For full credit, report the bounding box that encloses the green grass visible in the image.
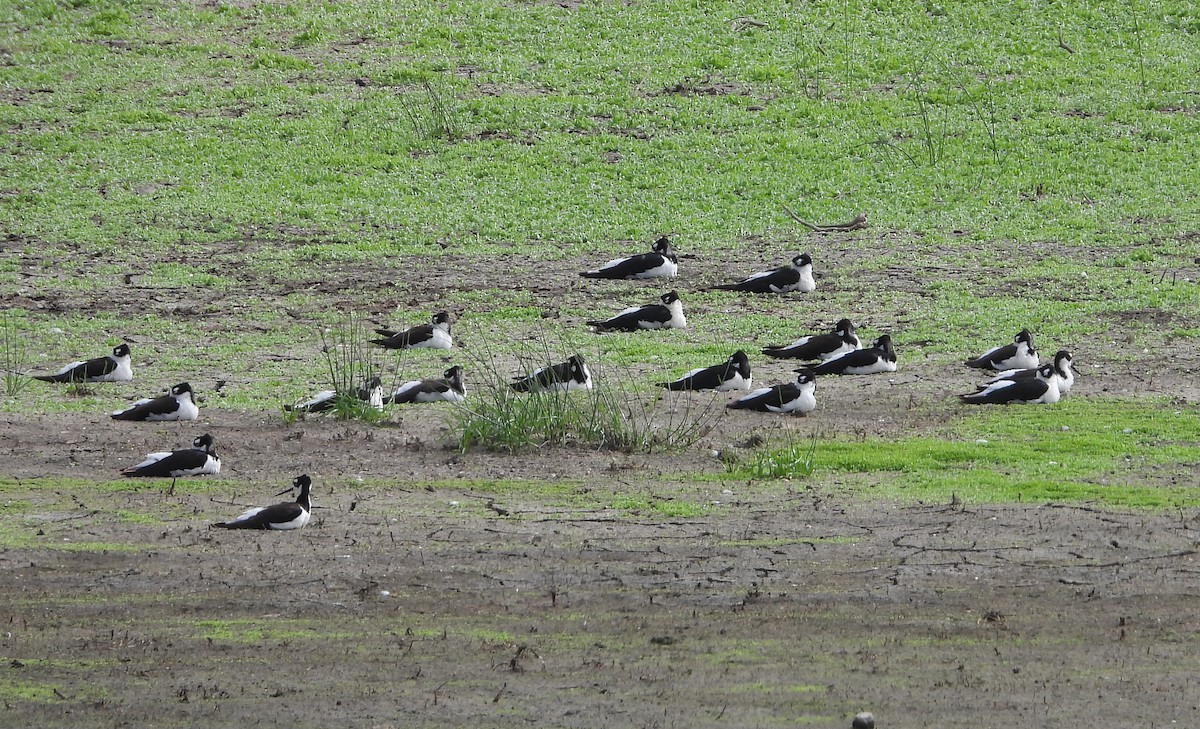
[797,400,1200,507]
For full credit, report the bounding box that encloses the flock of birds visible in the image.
[26,235,1076,530]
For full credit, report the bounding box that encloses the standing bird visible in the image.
[964,329,1038,371]
[387,365,466,404]
[285,377,384,413]
[985,350,1075,394]
[726,370,817,415]
[587,291,686,332]
[111,382,199,421]
[33,343,133,383]
[960,364,1061,405]
[511,355,593,393]
[811,335,897,375]
[121,433,221,479]
[580,236,678,280]
[213,474,313,531]
[713,254,815,294]
[762,318,860,361]
[371,312,453,350]
[660,350,752,392]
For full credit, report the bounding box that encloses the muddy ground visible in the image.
[3,234,1200,728]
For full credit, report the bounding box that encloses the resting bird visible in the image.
[726,370,817,415]
[111,382,199,421]
[372,312,452,350]
[985,350,1075,394]
[121,433,221,479]
[387,366,466,404]
[580,236,678,279]
[964,329,1037,371]
[285,377,384,413]
[33,343,132,383]
[762,319,860,361]
[960,364,1061,405]
[659,350,752,392]
[713,254,815,294]
[811,335,897,375]
[587,291,686,332]
[511,355,593,393]
[213,474,313,530]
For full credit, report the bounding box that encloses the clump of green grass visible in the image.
[1,311,34,398]
[284,317,384,423]
[399,78,464,142]
[726,435,817,480]
[450,329,718,453]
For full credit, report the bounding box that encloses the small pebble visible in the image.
[1123,428,1133,434]
[1061,425,1070,431]
[852,712,876,729]
[379,590,390,598]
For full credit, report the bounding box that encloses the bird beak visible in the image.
[274,485,296,497]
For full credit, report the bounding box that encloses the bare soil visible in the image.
[3,233,1200,728]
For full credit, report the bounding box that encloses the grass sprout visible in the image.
[1,312,33,399]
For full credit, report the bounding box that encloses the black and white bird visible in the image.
[726,370,817,415]
[121,433,221,479]
[713,254,815,294]
[213,474,313,531]
[659,350,752,392]
[587,291,686,332]
[985,350,1075,394]
[580,235,678,280]
[387,365,466,404]
[33,343,133,383]
[960,364,1061,405]
[111,382,199,421]
[762,318,860,361]
[964,329,1038,371]
[511,355,593,393]
[284,377,384,413]
[371,312,453,350]
[811,335,897,375]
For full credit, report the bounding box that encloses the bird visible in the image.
[33,343,133,383]
[111,382,199,421]
[121,433,222,479]
[726,370,817,415]
[659,350,752,391]
[964,329,1038,371]
[762,318,860,361]
[371,312,452,350]
[212,474,313,530]
[712,253,815,294]
[985,350,1075,394]
[811,335,897,375]
[285,377,384,413]
[580,235,678,279]
[960,363,1061,405]
[387,365,466,404]
[511,354,593,393]
[587,291,686,332]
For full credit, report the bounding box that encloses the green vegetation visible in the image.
[729,400,1200,507]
